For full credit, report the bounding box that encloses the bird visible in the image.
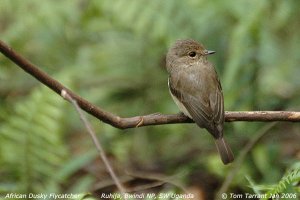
[166,39,234,164]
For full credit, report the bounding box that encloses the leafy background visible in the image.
[0,0,299,199]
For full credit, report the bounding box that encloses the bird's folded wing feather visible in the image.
[169,74,224,138]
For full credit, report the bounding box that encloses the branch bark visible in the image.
[1,40,300,129]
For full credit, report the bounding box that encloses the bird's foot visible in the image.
[135,116,144,127]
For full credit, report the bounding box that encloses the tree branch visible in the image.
[1,40,300,129]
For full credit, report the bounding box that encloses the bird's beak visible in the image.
[205,50,216,55]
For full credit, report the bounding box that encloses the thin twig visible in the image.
[61,90,127,199]
[125,170,188,193]
[215,122,277,200]
[1,40,300,130]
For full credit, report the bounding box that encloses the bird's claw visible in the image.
[136,117,144,127]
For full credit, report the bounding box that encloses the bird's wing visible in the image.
[209,81,224,136]
[207,69,224,121]
[169,69,224,138]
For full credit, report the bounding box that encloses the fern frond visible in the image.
[247,162,300,200]
[268,167,300,195]
[0,81,69,194]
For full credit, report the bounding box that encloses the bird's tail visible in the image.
[215,137,234,165]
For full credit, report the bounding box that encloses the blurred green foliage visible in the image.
[0,0,299,199]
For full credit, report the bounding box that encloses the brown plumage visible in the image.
[166,39,234,164]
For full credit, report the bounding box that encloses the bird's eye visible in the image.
[188,51,196,57]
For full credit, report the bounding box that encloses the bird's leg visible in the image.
[178,111,186,116]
